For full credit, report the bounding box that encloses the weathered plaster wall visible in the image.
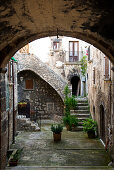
[18,70,64,119]
[87,46,113,155]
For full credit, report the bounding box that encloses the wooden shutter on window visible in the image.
[105,56,109,79]
[25,79,33,89]
[93,68,95,84]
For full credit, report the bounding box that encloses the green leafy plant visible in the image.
[9,148,23,163]
[64,85,77,116]
[51,124,63,134]
[64,96,77,114]
[81,55,87,76]
[63,115,78,130]
[64,85,70,98]
[83,118,97,133]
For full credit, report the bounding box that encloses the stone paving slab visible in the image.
[6,125,113,169]
[6,166,114,170]
[17,149,110,166]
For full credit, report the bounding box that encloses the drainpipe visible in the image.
[12,60,15,143]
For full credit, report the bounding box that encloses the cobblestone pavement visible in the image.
[6,123,113,170]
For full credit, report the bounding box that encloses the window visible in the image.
[53,42,59,50]
[47,103,54,111]
[25,79,33,89]
[69,41,79,62]
[104,56,110,80]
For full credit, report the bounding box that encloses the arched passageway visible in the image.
[0,0,114,67]
[100,105,105,143]
[0,1,114,169]
[71,76,80,96]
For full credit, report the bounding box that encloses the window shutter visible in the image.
[93,68,95,84]
[105,56,109,79]
[25,79,33,89]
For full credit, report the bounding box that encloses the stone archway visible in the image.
[0,0,114,67]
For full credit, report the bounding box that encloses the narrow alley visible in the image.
[6,121,112,170]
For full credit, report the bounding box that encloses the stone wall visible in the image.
[87,46,114,156]
[18,70,64,120]
[0,69,8,169]
[0,62,18,169]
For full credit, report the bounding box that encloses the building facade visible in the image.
[87,45,114,160]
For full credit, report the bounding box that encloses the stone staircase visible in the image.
[17,115,40,132]
[70,98,91,131]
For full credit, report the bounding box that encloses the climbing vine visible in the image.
[81,55,87,76]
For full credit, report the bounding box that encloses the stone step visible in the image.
[70,110,90,114]
[5,166,114,170]
[78,117,89,121]
[17,116,40,132]
[71,113,90,118]
[77,100,88,103]
[76,106,89,110]
[77,103,88,106]
[72,126,83,131]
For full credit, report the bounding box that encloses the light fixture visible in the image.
[20,76,23,81]
[57,28,59,39]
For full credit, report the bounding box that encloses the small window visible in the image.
[47,103,54,111]
[25,79,33,89]
[53,42,59,50]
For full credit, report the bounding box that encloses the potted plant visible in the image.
[83,118,97,138]
[51,124,63,142]
[63,115,78,131]
[9,149,22,166]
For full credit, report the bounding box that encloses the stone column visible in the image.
[111,66,114,165]
[0,68,8,169]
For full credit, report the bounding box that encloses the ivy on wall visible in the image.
[81,55,87,76]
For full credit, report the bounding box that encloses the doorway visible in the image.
[71,76,80,96]
[100,105,105,143]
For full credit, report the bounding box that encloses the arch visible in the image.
[100,104,105,143]
[0,0,114,67]
[71,75,81,96]
[16,53,67,100]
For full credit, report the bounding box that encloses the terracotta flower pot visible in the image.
[9,160,18,166]
[53,133,61,141]
[66,125,71,131]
